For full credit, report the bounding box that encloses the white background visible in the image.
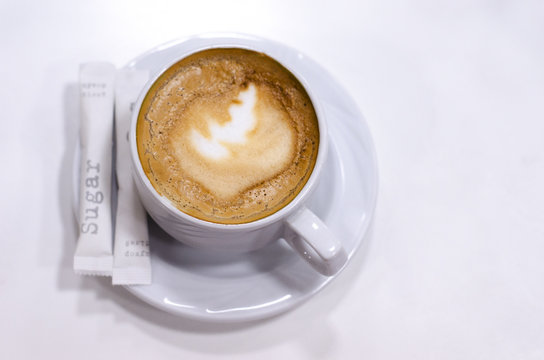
[1,0,544,359]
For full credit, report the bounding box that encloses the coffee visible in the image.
[136,48,319,224]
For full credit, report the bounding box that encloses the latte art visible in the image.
[173,83,295,199]
[190,84,263,160]
[137,48,319,224]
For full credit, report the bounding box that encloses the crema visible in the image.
[136,48,319,224]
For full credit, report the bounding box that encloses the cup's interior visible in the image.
[130,44,329,230]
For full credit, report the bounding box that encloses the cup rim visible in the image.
[129,35,329,231]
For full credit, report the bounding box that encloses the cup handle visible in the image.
[284,207,348,276]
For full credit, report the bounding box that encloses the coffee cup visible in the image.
[129,37,348,276]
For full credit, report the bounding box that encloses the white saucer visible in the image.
[77,34,378,323]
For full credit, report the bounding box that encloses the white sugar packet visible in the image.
[74,62,116,276]
[112,69,151,285]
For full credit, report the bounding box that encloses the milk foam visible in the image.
[172,82,295,199]
[190,84,258,160]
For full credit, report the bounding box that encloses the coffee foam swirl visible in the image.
[172,82,295,199]
[190,84,269,159]
[137,48,319,224]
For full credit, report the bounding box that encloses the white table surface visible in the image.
[2,0,544,359]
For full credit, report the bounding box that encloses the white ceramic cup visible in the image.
[129,38,348,276]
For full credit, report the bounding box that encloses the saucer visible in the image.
[75,34,378,323]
